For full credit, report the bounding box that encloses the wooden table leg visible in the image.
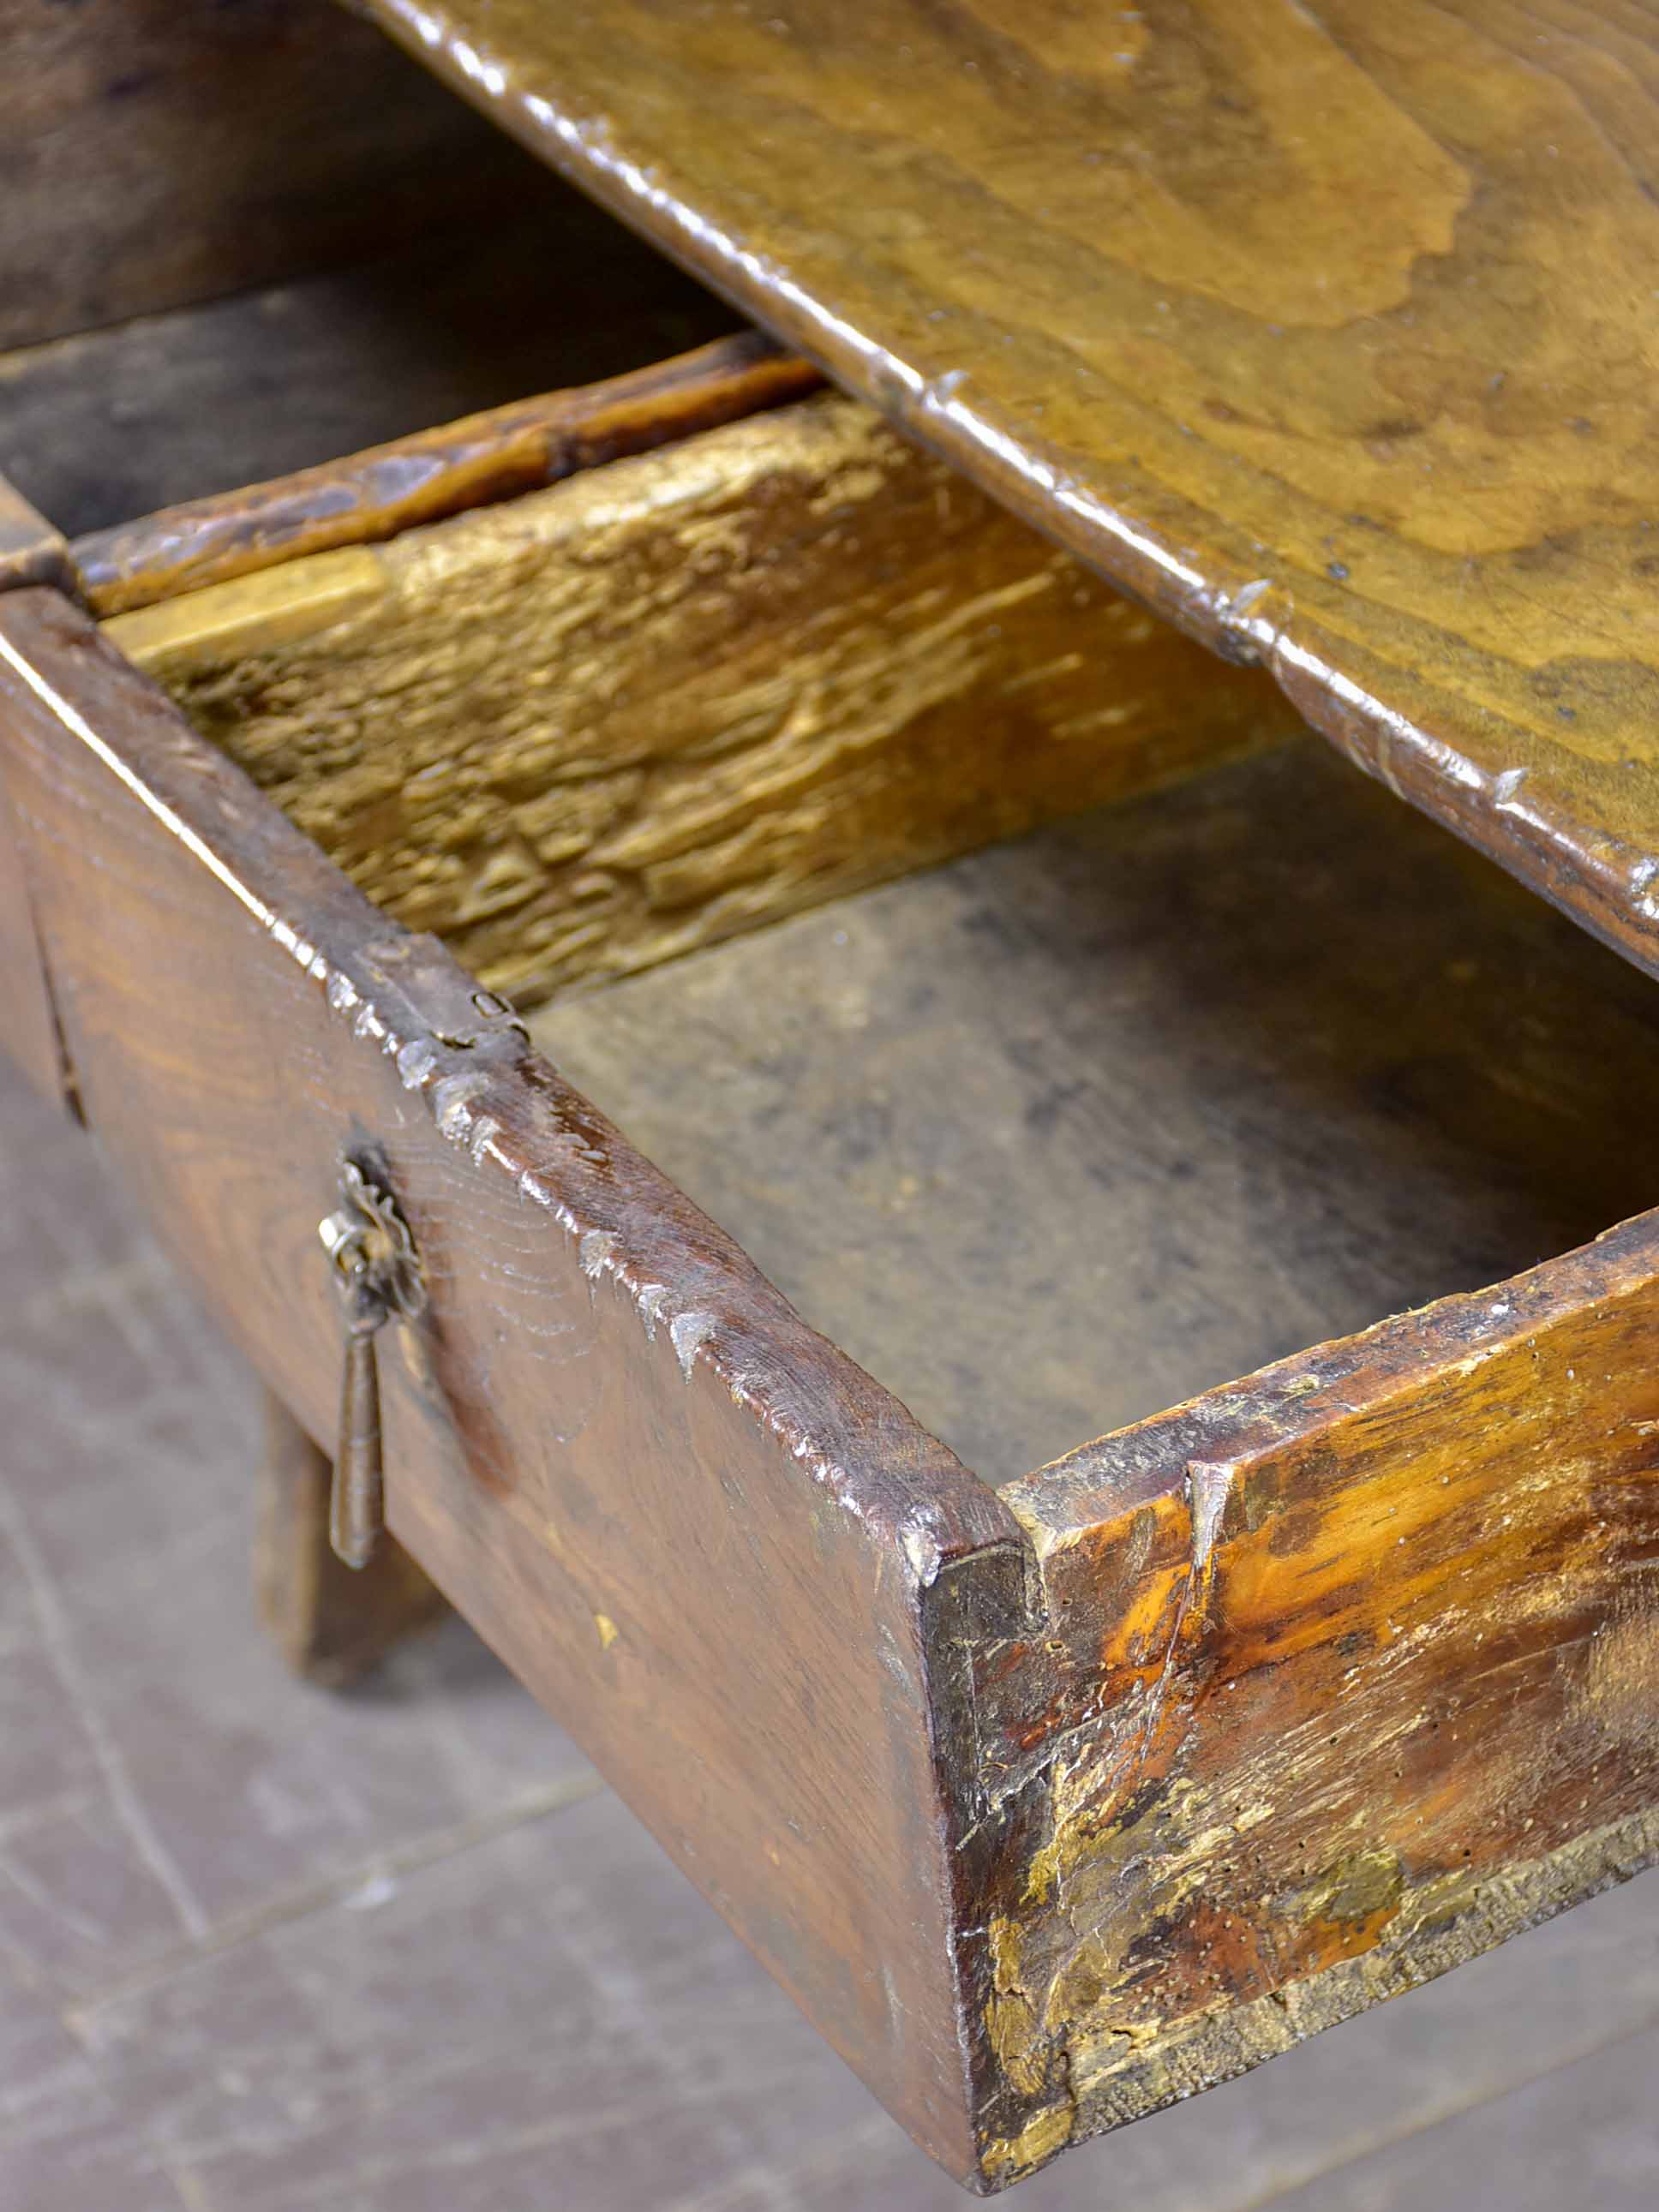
[255,1387,448,1686]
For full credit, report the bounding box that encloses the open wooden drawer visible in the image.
[3,179,1657,2204]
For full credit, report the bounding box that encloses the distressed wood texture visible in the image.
[368,0,1659,981]
[3,580,1657,2186]
[255,1387,450,1687]
[105,392,1292,1007]
[0,585,1026,2185]
[529,738,1659,2179]
[0,0,542,351]
[531,739,1659,1490]
[972,1246,1659,2185]
[73,335,821,618]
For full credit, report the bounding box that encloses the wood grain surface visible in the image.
[532,740,1659,1487]
[74,335,820,618]
[106,392,1291,1006]
[0,0,542,351]
[976,1229,1659,2181]
[366,0,1659,979]
[0,584,1025,2185]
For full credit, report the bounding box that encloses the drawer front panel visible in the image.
[0,584,1023,2180]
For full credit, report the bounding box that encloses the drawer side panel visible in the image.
[971,1229,1659,2181]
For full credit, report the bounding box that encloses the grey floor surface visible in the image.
[1,1046,1655,2209]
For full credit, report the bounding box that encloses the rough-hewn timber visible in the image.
[105,393,1294,1007]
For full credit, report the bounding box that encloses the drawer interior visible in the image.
[529,738,1659,1484]
[90,350,1659,1492]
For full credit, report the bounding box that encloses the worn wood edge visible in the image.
[362,0,1659,989]
[979,1802,1659,2189]
[1004,1208,1659,1545]
[102,392,1294,1008]
[921,1539,1047,2192]
[70,332,822,617]
[255,1386,450,1688]
[1263,631,1659,994]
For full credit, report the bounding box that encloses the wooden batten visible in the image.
[105,392,1296,1007]
[72,335,824,617]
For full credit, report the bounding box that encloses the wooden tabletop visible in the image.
[368,0,1659,977]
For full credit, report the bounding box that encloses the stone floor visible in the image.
[1,1046,1655,2209]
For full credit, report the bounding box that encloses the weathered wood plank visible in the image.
[970,1235,1659,2182]
[363,0,1659,983]
[107,393,1295,1007]
[0,584,1027,2185]
[0,0,544,351]
[73,335,820,618]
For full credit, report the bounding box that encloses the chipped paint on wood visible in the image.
[1063,1801,1659,2137]
[979,2099,1075,2189]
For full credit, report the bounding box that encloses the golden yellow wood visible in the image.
[109,395,1291,1004]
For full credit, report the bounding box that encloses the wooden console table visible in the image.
[2,3,1654,2192]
